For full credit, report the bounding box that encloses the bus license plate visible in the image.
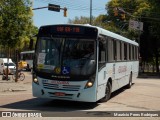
[55,92,65,96]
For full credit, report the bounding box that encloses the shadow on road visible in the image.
[1,98,99,112]
[1,83,136,112]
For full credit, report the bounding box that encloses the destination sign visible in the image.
[52,26,84,34]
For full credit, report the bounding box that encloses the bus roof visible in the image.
[82,24,138,46]
[39,24,139,46]
[95,26,138,46]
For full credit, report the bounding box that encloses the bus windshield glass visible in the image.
[35,37,96,77]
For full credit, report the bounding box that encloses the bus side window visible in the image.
[121,42,124,60]
[129,44,131,60]
[116,41,121,61]
[127,44,130,60]
[124,43,127,60]
[113,40,117,60]
[108,38,114,62]
[132,45,135,60]
[98,38,107,68]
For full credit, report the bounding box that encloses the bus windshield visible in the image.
[35,37,96,77]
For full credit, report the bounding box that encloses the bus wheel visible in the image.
[126,73,132,89]
[100,82,112,102]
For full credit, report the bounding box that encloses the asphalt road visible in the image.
[0,72,160,120]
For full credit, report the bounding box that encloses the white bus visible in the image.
[32,24,139,102]
[20,50,34,71]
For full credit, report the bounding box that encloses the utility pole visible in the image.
[4,40,10,81]
[90,0,92,25]
[15,49,18,82]
[6,46,9,81]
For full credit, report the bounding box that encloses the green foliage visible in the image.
[0,0,37,50]
[93,15,119,32]
[68,16,94,24]
[147,1,160,40]
[106,0,160,72]
[67,0,160,72]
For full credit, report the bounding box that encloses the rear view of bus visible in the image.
[32,24,98,102]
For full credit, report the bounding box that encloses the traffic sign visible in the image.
[48,4,60,12]
[129,20,143,31]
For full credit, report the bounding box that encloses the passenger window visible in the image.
[113,40,117,60]
[124,43,127,60]
[116,41,121,61]
[98,37,107,69]
[108,38,114,62]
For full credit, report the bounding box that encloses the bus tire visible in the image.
[100,82,112,102]
[126,73,132,89]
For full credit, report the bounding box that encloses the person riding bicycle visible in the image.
[12,68,25,81]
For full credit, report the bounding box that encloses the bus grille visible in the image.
[43,83,81,91]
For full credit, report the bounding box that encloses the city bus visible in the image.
[19,50,34,71]
[32,24,139,102]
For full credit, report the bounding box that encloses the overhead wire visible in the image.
[36,0,105,9]
[36,0,89,10]
[35,0,106,13]
[34,0,160,20]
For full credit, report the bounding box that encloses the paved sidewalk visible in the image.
[0,72,159,94]
[0,72,32,94]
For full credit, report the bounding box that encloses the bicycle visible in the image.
[12,70,25,81]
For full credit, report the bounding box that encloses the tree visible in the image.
[67,0,160,73]
[0,0,34,50]
[147,0,160,73]
[94,14,120,33]
[105,0,160,73]
[68,16,95,24]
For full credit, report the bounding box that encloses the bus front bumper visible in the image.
[32,81,97,102]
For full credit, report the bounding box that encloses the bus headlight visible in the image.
[87,82,93,87]
[33,73,39,85]
[85,76,95,89]
[33,78,38,82]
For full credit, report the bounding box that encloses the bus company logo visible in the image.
[118,66,127,73]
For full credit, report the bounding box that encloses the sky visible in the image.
[33,0,110,28]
